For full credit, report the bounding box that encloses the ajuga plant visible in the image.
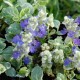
[0,0,80,80]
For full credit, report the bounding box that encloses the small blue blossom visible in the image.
[37,24,47,38]
[72,46,77,54]
[68,16,72,18]
[67,31,75,38]
[76,27,80,31]
[12,34,24,46]
[29,40,41,53]
[60,28,67,35]
[74,16,80,24]
[72,46,76,52]
[12,51,20,59]
[73,38,80,46]
[64,58,72,66]
[20,18,29,29]
[23,57,30,65]
[32,24,47,38]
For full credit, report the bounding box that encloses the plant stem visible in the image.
[29,75,31,80]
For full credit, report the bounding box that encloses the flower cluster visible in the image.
[11,13,80,79]
[11,7,54,66]
[61,16,80,71]
[1,1,80,79]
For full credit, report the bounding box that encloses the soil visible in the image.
[0,73,55,80]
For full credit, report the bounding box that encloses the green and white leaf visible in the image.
[54,20,60,30]
[18,67,30,77]
[31,66,43,80]
[0,64,6,74]
[3,0,13,7]
[0,39,6,54]
[56,73,67,80]
[1,62,11,70]
[2,7,19,21]
[17,0,27,7]
[20,8,31,20]
[5,67,16,77]
[6,22,21,35]
[2,46,14,61]
[17,0,34,14]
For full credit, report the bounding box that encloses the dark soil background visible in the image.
[0,73,55,80]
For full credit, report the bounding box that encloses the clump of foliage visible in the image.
[0,0,80,80]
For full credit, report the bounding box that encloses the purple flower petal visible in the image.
[30,46,36,53]
[33,24,47,38]
[20,18,29,29]
[64,58,72,66]
[68,16,72,18]
[74,16,80,24]
[72,46,76,52]
[67,31,75,38]
[12,35,24,46]
[29,40,41,53]
[37,24,47,38]
[23,57,30,65]
[12,51,20,59]
[60,28,67,35]
[73,38,80,46]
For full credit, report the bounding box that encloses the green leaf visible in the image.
[0,38,5,42]
[4,18,14,25]
[0,42,6,50]
[23,3,34,14]
[0,49,3,54]
[54,20,60,30]
[2,46,14,61]
[6,22,21,35]
[0,55,3,61]
[17,0,27,7]
[0,64,6,74]
[10,59,22,69]
[5,67,16,77]
[38,0,49,5]
[68,71,75,80]
[20,8,31,20]
[18,67,30,77]
[49,29,56,36]
[51,0,59,19]
[1,62,11,70]
[3,0,13,7]
[2,7,19,21]
[76,74,80,79]
[31,66,43,80]
[17,0,34,14]
[0,39,6,53]
[5,33,14,42]
[56,73,67,80]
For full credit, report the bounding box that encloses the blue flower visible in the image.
[72,46,76,52]
[37,24,47,38]
[75,16,80,24]
[12,51,21,59]
[60,28,67,35]
[23,57,30,65]
[29,40,41,53]
[20,18,29,29]
[76,27,80,31]
[67,31,75,38]
[32,24,47,38]
[68,16,72,18]
[12,34,24,46]
[64,58,72,66]
[72,46,77,54]
[73,38,80,46]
